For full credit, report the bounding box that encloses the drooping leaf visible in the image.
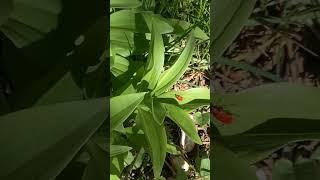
[110,92,146,130]
[141,12,174,34]
[136,107,167,178]
[154,31,196,95]
[211,0,257,60]
[0,97,108,179]
[164,104,202,144]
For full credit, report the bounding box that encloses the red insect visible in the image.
[175,94,183,101]
[211,105,234,125]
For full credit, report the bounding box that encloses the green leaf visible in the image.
[215,83,320,135]
[154,32,196,95]
[164,104,202,144]
[110,10,149,33]
[0,0,13,26]
[110,145,132,157]
[211,0,257,60]
[110,92,146,130]
[157,87,209,105]
[152,99,166,125]
[199,158,210,178]
[136,108,167,178]
[110,0,141,8]
[166,144,181,155]
[110,29,134,57]
[213,141,258,180]
[141,12,174,34]
[110,153,126,177]
[222,118,320,164]
[0,98,107,179]
[141,22,165,90]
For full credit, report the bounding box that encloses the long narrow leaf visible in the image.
[157,88,209,105]
[154,31,196,95]
[110,92,146,130]
[141,22,165,90]
[137,108,167,178]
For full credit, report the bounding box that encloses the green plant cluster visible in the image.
[110,0,210,179]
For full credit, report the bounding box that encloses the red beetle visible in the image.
[175,94,183,101]
[211,105,234,125]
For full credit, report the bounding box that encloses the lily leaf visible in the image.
[164,104,202,144]
[136,107,167,178]
[110,92,146,130]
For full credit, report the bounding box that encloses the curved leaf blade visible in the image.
[110,92,146,130]
[164,104,202,144]
[154,32,196,95]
